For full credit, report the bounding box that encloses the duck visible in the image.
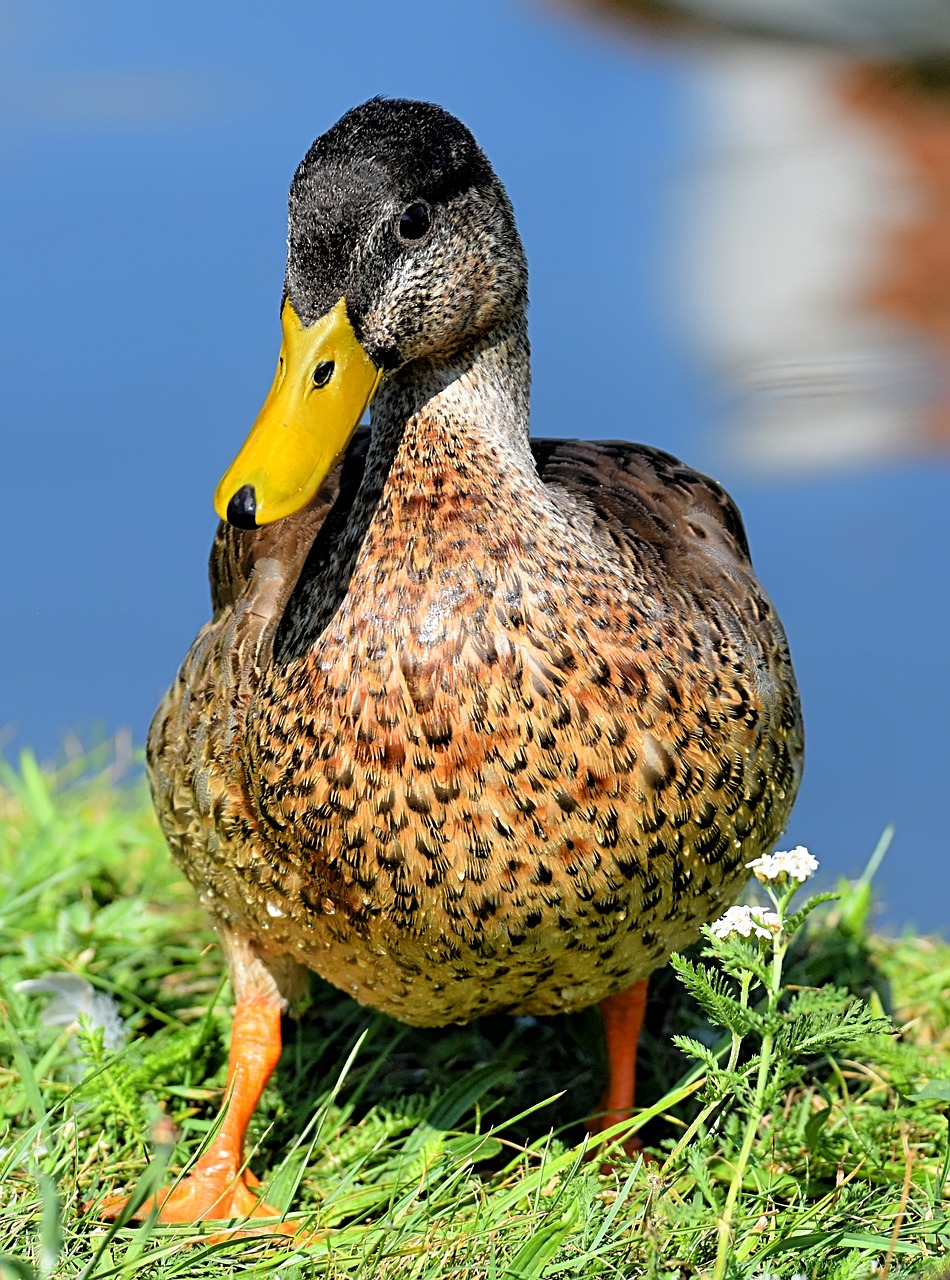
[137,97,803,1227]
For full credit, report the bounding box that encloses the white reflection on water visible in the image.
[673,42,950,474]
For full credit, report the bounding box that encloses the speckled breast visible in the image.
[203,565,799,1026]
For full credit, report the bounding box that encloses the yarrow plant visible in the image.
[659,848,893,1279]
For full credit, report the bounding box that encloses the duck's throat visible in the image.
[272,319,539,664]
[367,316,534,511]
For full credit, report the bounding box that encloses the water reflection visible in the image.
[559,0,950,475]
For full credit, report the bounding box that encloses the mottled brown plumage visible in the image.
[141,98,802,1223]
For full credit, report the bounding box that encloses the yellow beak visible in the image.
[214,298,382,527]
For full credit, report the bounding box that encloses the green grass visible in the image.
[1,747,949,1279]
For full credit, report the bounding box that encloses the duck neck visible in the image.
[366,311,534,505]
[273,314,539,660]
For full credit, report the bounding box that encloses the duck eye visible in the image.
[398,202,431,242]
[312,360,334,388]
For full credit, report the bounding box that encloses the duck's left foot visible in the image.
[99,991,297,1235]
[100,1159,296,1236]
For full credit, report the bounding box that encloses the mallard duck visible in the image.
[139,98,802,1226]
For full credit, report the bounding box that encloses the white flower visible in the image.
[746,846,818,885]
[708,905,781,941]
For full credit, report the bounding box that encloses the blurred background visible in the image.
[2,0,948,931]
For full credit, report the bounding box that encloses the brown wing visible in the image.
[530,437,752,570]
[209,428,372,617]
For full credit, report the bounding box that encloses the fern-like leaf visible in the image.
[669,954,761,1037]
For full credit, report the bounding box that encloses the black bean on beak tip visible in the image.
[226,484,258,529]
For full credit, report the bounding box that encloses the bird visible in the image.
[136,97,803,1227]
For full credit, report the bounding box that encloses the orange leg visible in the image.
[587,979,649,1142]
[106,994,295,1232]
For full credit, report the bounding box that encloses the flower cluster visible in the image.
[746,846,818,886]
[708,905,781,941]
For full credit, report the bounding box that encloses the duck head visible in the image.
[215,98,527,529]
